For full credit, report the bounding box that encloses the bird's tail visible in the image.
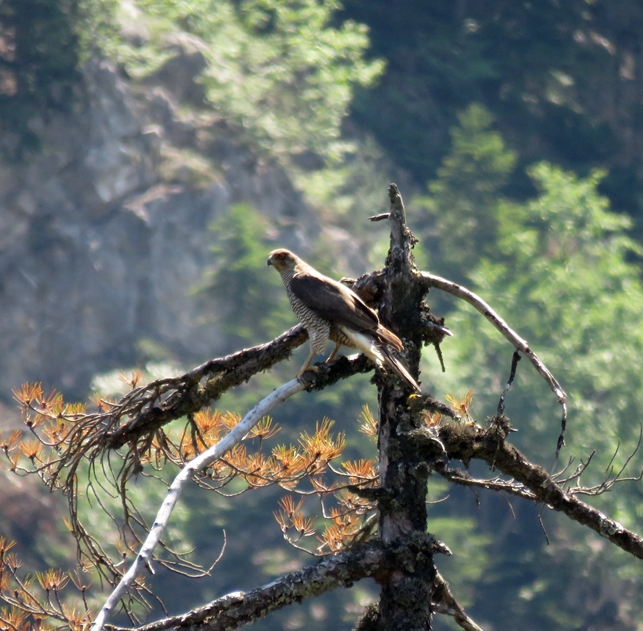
[379,345,421,393]
[342,329,421,393]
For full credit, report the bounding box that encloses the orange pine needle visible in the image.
[446,389,474,421]
[359,405,378,437]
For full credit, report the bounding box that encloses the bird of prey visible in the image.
[267,248,420,392]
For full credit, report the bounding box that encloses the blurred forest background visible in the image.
[2,0,643,629]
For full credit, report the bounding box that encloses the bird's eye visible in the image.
[278,253,285,259]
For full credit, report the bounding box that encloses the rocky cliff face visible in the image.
[0,56,320,400]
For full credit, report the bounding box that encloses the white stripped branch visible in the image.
[90,378,306,631]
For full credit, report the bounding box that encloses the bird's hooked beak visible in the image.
[267,249,291,272]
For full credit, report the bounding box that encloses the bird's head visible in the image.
[267,249,298,273]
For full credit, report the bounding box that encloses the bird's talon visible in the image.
[298,366,319,377]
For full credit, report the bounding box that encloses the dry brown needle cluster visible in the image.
[1,381,381,628]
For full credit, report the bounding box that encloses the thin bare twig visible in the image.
[568,427,643,497]
[433,570,485,631]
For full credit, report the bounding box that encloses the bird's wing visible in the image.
[290,273,379,332]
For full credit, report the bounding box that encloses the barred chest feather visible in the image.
[281,272,332,354]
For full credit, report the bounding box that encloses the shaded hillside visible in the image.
[0,55,323,400]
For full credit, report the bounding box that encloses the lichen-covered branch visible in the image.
[106,329,372,449]
[437,421,643,560]
[124,541,385,631]
[435,463,536,502]
[121,535,447,631]
[106,326,308,448]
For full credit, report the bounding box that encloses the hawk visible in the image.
[267,248,420,392]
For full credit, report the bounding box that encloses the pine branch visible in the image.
[107,331,371,449]
[91,379,306,631]
[106,326,308,448]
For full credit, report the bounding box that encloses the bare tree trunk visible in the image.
[374,185,436,630]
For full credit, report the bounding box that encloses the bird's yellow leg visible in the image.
[297,349,319,378]
[325,343,341,363]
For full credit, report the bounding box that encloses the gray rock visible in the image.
[0,57,318,400]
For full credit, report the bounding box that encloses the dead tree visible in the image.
[4,185,643,631]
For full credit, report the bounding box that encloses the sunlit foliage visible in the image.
[115,0,383,165]
[422,109,643,628]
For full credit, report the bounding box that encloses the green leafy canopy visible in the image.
[116,0,384,163]
[445,162,643,460]
[416,104,643,629]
